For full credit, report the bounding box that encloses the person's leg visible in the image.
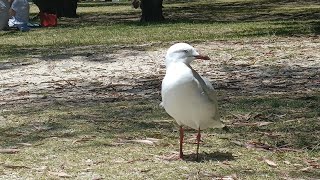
[16,23,30,32]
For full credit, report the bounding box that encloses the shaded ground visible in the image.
[0,39,319,179]
[1,38,319,107]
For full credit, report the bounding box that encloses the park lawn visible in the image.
[0,0,320,179]
[0,94,319,179]
[0,0,320,60]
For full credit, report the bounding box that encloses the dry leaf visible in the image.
[232,121,272,127]
[278,147,303,152]
[0,148,20,154]
[125,139,155,145]
[293,163,303,167]
[259,132,280,138]
[244,141,273,151]
[145,137,160,142]
[256,121,273,127]
[127,158,149,163]
[283,160,291,165]
[2,164,30,169]
[263,158,277,167]
[49,171,72,178]
[230,140,243,146]
[300,167,312,172]
[72,136,96,144]
[232,112,252,121]
[220,174,238,180]
[32,165,47,171]
[16,143,32,146]
[33,125,52,131]
[156,152,181,161]
[140,169,151,173]
[121,138,160,145]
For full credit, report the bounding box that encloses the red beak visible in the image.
[194,55,210,60]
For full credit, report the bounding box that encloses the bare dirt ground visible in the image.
[0,37,319,108]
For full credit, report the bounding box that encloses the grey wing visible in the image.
[190,67,222,123]
[188,66,218,103]
[200,77,221,121]
[202,77,219,103]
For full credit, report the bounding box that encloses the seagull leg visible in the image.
[179,126,184,159]
[196,127,201,161]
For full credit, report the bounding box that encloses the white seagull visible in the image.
[161,43,224,160]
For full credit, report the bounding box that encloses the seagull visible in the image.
[161,43,224,160]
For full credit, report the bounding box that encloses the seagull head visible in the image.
[165,43,210,66]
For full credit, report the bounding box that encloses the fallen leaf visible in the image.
[121,138,160,145]
[300,167,313,172]
[293,163,303,167]
[232,121,272,127]
[283,160,291,165]
[16,143,32,146]
[256,121,273,127]
[156,152,181,161]
[140,169,151,173]
[304,159,320,169]
[259,132,280,138]
[72,136,96,144]
[32,125,52,131]
[145,137,160,142]
[49,171,72,178]
[230,140,243,146]
[0,148,20,154]
[263,158,277,167]
[278,147,303,152]
[126,139,155,145]
[221,174,238,180]
[32,165,47,171]
[127,158,149,163]
[232,112,252,121]
[244,141,273,151]
[2,164,30,169]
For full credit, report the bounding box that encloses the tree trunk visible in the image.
[140,0,164,22]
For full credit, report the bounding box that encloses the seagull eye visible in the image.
[183,50,189,53]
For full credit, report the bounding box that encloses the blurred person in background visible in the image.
[0,0,9,30]
[8,0,30,32]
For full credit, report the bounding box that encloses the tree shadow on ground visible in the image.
[42,0,320,28]
[0,43,151,69]
[70,0,320,25]
[0,63,319,150]
[165,0,320,22]
[77,2,129,8]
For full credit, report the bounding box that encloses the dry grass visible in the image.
[0,0,320,179]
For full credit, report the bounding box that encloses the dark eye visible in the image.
[183,50,189,53]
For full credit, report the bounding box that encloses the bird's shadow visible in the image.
[183,151,235,162]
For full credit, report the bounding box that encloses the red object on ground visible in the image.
[40,13,57,27]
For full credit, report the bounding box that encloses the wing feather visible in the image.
[188,65,221,122]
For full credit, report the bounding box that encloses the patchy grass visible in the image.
[0,0,319,179]
[0,93,319,179]
[1,0,320,61]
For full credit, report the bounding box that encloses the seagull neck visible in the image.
[166,61,190,68]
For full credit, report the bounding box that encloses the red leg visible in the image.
[196,127,201,161]
[179,126,184,159]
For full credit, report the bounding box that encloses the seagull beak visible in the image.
[194,55,210,60]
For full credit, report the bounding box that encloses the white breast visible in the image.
[161,62,222,130]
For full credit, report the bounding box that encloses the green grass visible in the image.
[0,0,319,179]
[1,0,320,61]
[0,95,319,179]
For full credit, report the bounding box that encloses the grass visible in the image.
[0,95,319,179]
[0,0,320,60]
[0,0,320,179]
